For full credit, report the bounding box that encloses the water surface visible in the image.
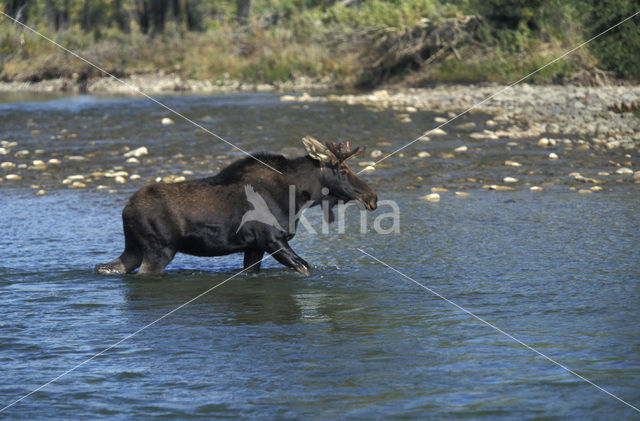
[0,93,639,419]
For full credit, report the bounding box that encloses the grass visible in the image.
[0,0,628,88]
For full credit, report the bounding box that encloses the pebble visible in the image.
[280,95,296,102]
[362,165,376,172]
[130,174,141,180]
[126,157,140,164]
[486,120,497,127]
[124,146,149,158]
[67,175,85,181]
[537,138,550,147]
[590,186,603,192]
[434,117,447,123]
[15,150,30,157]
[5,174,21,180]
[578,189,592,194]
[485,185,517,191]
[430,128,447,136]
[31,160,46,169]
[503,177,518,183]
[406,106,417,113]
[455,191,469,197]
[370,149,383,159]
[36,189,46,196]
[96,185,110,190]
[114,176,127,184]
[504,160,522,167]
[420,193,440,202]
[68,156,86,161]
[548,153,559,159]
[1,161,15,168]
[530,186,543,191]
[454,145,468,153]
[615,167,633,175]
[633,171,640,180]
[417,151,431,158]
[0,147,8,155]
[419,136,430,142]
[161,117,175,125]
[48,158,62,165]
[597,171,610,176]
[105,170,129,178]
[69,181,87,189]
[431,187,448,193]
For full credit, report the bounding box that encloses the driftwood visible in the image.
[355,15,479,87]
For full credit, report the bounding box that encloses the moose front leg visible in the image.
[266,239,311,276]
[243,249,265,272]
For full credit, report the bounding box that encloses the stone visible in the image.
[486,119,497,127]
[36,189,47,196]
[434,117,447,123]
[578,189,592,194]
[124,146,149,158]
[420,193,440,202]
[530,186,543,191]
[48,158,62,165]
[548,153,559,159]
[503,177,518,183]
[455,191,470,197]
[487,185,517,191]
[69,181,87,189]
[615,167,633,175]
[417,151,431,158]
[362,165,376,172]
[504,160,522,167]
[1,162,15,168]
[430,128,446,136]
[590,186,603,192]
[370,149,383,159]
[161,117,175,125]
[130,174,141,180]
[126,157,140,164]
[454,145,468,153]
[5,174,21,180]
[537,138,550,147]
[431,187,448,193]
[114,176,127,184]
[633,171,640,180]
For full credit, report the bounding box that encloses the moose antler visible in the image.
[326,141,365,162]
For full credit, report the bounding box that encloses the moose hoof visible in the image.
[295,265,312,277]
[94,262,126,275]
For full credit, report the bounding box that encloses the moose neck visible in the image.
[287,156,326,208]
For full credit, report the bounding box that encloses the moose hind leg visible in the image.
[138,247,176,275]
[243,249,265,272]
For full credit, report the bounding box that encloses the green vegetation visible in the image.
[0,0,638,87]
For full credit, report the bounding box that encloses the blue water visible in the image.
[0,93,639,419]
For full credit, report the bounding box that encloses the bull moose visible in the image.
[95,136,377,276]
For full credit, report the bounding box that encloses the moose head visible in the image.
[302,136,377,211]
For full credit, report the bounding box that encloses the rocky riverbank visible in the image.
[0,73,332,94]
[282,84,640,152]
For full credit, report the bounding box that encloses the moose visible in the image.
[95,136,377,276]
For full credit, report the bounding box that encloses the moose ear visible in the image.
[302,136,338,164]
